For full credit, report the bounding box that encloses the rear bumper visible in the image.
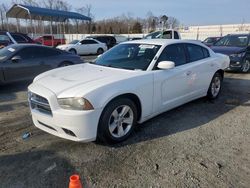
[28,83,103,142]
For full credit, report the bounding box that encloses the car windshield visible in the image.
[204,37,218,43]
[0,46,17,61]
[214,35,249,47]
[69,40,79,44]
[95,43,161,70]
[144,31,162,39]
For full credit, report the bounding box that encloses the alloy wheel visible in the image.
[242,60,250,73]
[108,105,134,138]
[211,76,221,98]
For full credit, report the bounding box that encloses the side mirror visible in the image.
[11,56,21,63]
[157,61,175,70]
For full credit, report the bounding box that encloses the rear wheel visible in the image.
[241,59,250,73]
[97,98,137,144]
[97,48,104,55]
[69,49,77,55]
[207,72,222,99]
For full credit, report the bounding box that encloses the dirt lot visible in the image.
[0,72,250,188]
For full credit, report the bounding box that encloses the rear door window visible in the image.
[81,40,97,44]
[186,44,204,62]
[12,34,28,43]
[39,47,61,56]
[202,47,210,58]
[16,47,35,59]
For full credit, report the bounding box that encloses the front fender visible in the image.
[85,74,154,120]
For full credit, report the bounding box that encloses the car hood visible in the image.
[57,44,75,49]
[211,46,246,55]
[32,63,141,98]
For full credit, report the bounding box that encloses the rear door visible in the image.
[76,40,89,54]
[87,39,100,53]
[184,43,215,97]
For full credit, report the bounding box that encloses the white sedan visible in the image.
[28,39,229,143]
[57,38,107,55]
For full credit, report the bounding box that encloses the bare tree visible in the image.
[0,4,7,30]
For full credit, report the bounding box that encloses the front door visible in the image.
[3,47,48,82]
[153,44,194,112]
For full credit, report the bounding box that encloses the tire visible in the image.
[207,72,222,99]
[69,49,77,55]
[58,62,73,67]
[241,59,250,73]
[97,98,137,144]
[97,48,104,55]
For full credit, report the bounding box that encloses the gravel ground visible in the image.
[0,72,249,188]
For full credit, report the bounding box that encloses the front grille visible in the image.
[29,92,52,115]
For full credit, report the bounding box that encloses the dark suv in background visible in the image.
[86,35,117,49]
[211,34,250,72]
[0,31,35,48]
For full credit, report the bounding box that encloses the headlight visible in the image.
[230,52,246,58]
[58,97,94,110]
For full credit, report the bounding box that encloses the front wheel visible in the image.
[97,98,137,144]
[97,48,104,55]
[69,49,77,55]
[207,72,222,99]
[241,59,250,73]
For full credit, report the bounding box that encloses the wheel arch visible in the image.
[69,48,77,54]
[215,69,224,80]
[100,93,142,122]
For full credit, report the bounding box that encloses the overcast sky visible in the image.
[3,0,250,25]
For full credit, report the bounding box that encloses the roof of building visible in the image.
[6,4,91,22]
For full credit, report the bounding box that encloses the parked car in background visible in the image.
[129,37,142,41]
[68,40,80,44]
[202,37,222,47]
[28,39,229,143]
[86,35,117,49]
[34,35,66,47]
[144,29,181,39]
[0,44,83,84]
[57,38,107,55]
[211,34,250,72]
[0,31,35,48]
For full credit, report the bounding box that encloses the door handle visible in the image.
[186,71,192,76]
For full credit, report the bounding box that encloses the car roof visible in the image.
[88,35,114,38]
[227,33,250,36]
[123,39,205,47]
[82,38,101,43]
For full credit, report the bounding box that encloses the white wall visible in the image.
[29,23,250,43]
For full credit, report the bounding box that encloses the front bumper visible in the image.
[28,83,103,142]
[226,57,244,71]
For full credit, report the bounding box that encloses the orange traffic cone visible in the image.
[69,174,83,188]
